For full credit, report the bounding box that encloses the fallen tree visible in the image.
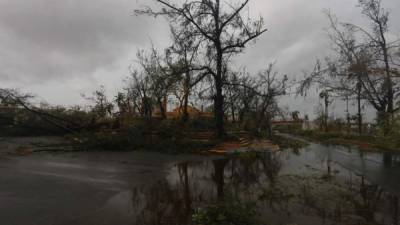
[0,88,80,134]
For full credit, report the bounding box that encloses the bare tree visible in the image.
[137,0,267,138]
[326,11,371,134]
[299,1,400,133]
[224,63,288,136]
[234,73,257,124]
[223,71,244,123]
[126,70,154,119]
[252,64,288,136]
[345,0,400,127]
[167,25,208,121]
[82,85,114,120]
[114,92,131,128]
[137,49,179,119]
[319,90,332,132]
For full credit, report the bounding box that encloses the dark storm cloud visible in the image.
[0,0,167,84]
[239,0,400,75]
[0,0,398,110]
[235,0,400,119]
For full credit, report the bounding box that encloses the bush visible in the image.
[155,119,186,139]
[193,198,260,225]
[375,116,400,150]
[74,118,218,153]
[274,124,302,133]
[187,117,215,131]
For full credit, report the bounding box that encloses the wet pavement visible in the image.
[0,151,204,225]
[1,138,400,225]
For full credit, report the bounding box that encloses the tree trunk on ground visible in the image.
[14,97,78,134]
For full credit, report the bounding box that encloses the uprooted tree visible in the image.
[0,88,81,133]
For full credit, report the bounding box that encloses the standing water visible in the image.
[130,142,400,225]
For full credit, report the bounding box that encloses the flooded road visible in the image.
[0,151,204,225]
[130,143,400,225]
[1,141,400,225]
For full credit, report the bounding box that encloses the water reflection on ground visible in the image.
[130,144,400,225]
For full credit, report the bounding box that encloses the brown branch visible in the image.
[222,29,267,52]
[219,0,249,30]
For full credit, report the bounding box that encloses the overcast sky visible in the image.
[0,0,399,119]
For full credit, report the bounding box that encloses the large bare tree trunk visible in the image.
[214,51,225,138]
[357,78,363,134]
[231,103,236,123]
[182,74,190,122]
[157,97,167,120]
[138,0,267,138]
[214,79,225,138]
[324,94,329,132]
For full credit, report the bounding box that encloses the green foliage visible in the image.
[0,104,99,137]
[82,85,114,119]
[187,117,215,131]
[74,118,218,153]
[156,119,186,139]
[259,185,295,207]
[296,130,373,142]
[374,115,400,150]
[273,124,302,133]
[286,128,400,151]
[192,199,261,225]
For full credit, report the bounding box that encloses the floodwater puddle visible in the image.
[128,143,400,225]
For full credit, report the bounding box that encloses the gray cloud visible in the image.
[0,0,168,84]
[235,0,400,120]
[0,0,399,116]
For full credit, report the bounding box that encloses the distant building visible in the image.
[166,105,213,119]
[151,94,213,119]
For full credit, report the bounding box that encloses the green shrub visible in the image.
[74,118,218,153]
[193,199,260,225]
[374,116,400,150]
[274,124,302,133]
[187,117,215,131]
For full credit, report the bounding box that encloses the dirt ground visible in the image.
[0,136,70,155]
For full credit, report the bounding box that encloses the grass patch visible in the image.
[289,130,400,152]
